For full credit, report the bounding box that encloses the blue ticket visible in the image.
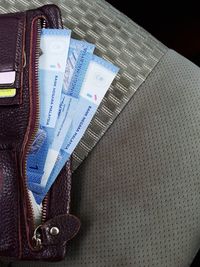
[28,39,95,194]
[32,55,119,204]
[27,29,71,185]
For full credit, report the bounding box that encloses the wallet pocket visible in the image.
[0,13,26,105]
[0,5,80,261]
[19,10,80,260]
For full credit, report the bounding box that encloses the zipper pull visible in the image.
[31,214,80,250]
[32,225,43,250]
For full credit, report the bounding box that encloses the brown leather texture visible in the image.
[0,13,25,94]
[0,12,25,105]
[41,214,81,246]
[0,150,20,258]
[0,15,25,72]
[0,5,80,262]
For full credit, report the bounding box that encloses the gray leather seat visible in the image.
[0,0,200,266]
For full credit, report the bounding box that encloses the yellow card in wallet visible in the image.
[0,88,16,98]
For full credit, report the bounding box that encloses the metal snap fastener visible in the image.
[50,227,60,236]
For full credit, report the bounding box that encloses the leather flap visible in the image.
[41,214,81,246]
[0,13,26,105]
[0,13,25,89]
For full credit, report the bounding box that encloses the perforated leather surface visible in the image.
[67,50,200,267]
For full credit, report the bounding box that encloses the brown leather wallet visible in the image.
[0,4,80,262]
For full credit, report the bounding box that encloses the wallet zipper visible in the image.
[21,17,48,250]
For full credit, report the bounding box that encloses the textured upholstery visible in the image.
[0,0,167,170]
[0,0,200,267]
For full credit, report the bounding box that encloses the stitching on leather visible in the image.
[19,14,26,105]
[15,14,25,72]
[14,150,22,259]
[21,14,46,159]
[66,160,72,214]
